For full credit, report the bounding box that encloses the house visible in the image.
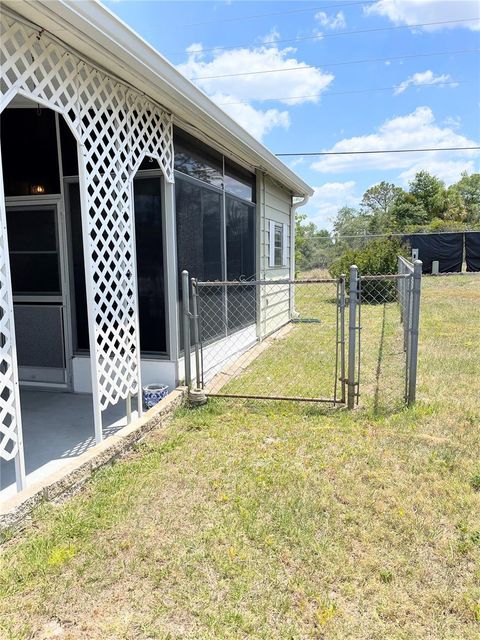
[0,0,312,499]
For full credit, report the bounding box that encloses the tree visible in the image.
[455,172,480,225]
[445,185,467,223]
[295,214,333,272]
[360,181,403,216]
[332,206,371,240]
[389,192,427,229]
[408,171,447,220]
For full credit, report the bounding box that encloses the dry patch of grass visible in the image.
[1,275,479,639]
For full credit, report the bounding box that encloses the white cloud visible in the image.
[176,37,334,140]
[394,69,455,94]
[305,181,358,229]
[310,106,479,185]
[315,10,346,29]
[399,159,476,183]
[365,0,480,31]
[207,92,290,140]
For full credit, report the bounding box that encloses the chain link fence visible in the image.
[188,277,346,404]
[181,258,422,411]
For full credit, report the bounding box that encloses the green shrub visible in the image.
[329,238,407,303]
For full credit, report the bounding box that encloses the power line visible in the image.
[216,79,471,106]
[193,48,480,80]
[275,147,480,157]
[172,18,479,56]
[174,0,377,28]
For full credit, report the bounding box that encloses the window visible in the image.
[269,221,287,268]
[1,108,60,196]
[7,207,61,295]
[133,176,167,354]
[173,127,223,189]
[174,128,257,341]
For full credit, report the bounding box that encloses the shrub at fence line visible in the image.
[329,238,408,303]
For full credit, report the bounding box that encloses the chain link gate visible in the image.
[182,273,347,405]
[345,260,422,410]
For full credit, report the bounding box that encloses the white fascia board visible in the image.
[5,0,313,198]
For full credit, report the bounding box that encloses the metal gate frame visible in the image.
[181,271,347,405]
[346,261,422,409]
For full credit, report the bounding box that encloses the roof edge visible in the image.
[3,0,313,198]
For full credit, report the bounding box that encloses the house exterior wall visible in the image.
[257,174,294,337]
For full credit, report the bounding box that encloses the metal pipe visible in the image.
[181,270,192,390]
[340,274,347,405]
[347,265,358,410]
[191,278,202,389]
[408,260,422,405]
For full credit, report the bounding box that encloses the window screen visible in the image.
[133,177,167,354]
[7,207,61,296]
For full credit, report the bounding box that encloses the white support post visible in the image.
[129,180,143,419]
[77,144,103,444]
[126,392,132,424]
[0,151,26,492]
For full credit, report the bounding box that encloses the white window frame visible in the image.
[269,220,288,268]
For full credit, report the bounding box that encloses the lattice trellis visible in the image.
[0,9,174,460]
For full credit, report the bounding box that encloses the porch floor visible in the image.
[0,390,138,501]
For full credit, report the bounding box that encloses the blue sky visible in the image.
[106,0,480,229]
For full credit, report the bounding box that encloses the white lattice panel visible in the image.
[0,9,174,458]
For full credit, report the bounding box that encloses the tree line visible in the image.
[296,171,480,272]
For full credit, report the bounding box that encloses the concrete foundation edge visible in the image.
[0,387,187,533]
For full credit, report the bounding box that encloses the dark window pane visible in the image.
[1,108,60,196]
[176,176,223,346]
[274,224,283,266]
[226,197,255,280]
[59,116,78,176]
[133,176,167,354]
[175,177,222,283]
[67,183,89,350]
[174,128,223,188]
[226,196,256,332]
[10,253,60,295]
[7,208,57,252]
[224,161,255,202]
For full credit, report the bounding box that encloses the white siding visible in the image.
[257,174,294,337]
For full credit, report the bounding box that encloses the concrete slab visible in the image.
[0,390,138,501]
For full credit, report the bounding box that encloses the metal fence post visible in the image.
[340,274,347,404]
[191,278,202,388]
[347,265,358,409]
[182,270,192,390]
[407,260,422,405]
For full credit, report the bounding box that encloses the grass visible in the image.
[1,274,480,639]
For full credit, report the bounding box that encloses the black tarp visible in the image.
[465,232,480,272]
[402,233,464,273]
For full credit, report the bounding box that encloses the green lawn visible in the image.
[1,275,479,639]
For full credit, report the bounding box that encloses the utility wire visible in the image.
[275,147,480,157]
[194,48,480,80]
[173,0,378,28]
[172,18,479,56]
[216,79,471,106]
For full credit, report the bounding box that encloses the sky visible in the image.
[105,0,480,230]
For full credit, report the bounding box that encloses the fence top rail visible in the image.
[423,270,480,277]
[398,255,414,269]
[359,273,411,281]
[194,278,342,286]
